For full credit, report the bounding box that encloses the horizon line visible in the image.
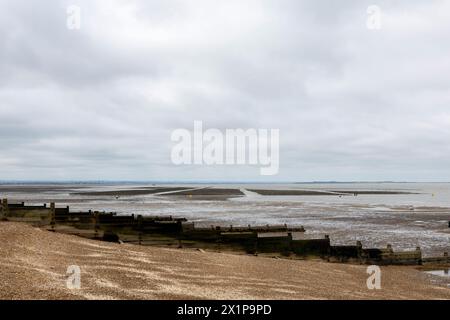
[0,180,449,184]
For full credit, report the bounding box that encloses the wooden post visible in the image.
[1,198,8,219]
[217,237,221,252]
[50,202,55,230]
[94,211,99,238]
[387,244,393,252]
[138,215,142,245]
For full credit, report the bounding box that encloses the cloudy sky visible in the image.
[1,0,450,182]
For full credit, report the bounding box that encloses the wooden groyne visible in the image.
[0,198,447,266]
[422,252,450,266]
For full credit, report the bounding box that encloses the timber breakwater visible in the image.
[1,198,449,266]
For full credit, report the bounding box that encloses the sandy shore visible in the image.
[0,221,449,300]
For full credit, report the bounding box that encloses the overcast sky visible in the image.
[1,0,450,182]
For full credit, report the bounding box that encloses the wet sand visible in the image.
[0,185,78,193]
[1,222,449,300]
[248,189,416,196]
[160,188,244,196]
[72,187,189,196]
[73,188,413,197]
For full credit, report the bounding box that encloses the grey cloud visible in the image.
[0,0,449,181]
